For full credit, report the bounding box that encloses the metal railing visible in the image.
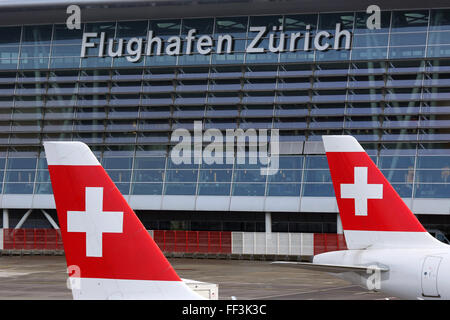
[2,228,63,251]
[151,230,232,254]
[1,229,347,257]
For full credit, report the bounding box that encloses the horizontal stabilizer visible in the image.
[271,261,389,273]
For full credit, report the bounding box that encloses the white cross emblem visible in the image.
[340,167,383,216]
[67,187,124,257]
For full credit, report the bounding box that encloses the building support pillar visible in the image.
[337,214,343,234]
[2,209,8,229]
[14,209,32,229]
[41,210,60,230]
[265,212,272,234]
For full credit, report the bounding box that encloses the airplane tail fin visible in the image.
[322,135,443,250]
[44,141,203,300]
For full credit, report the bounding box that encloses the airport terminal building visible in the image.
[0,0,450,240]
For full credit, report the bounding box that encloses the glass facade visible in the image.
[0,9,449,202]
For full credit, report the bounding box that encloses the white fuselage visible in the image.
[314,247,450,299]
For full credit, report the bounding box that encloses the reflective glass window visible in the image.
[0,27,22,46]
[267,183,301,196]
[284,14,318,32]
[232,183,266,196]
[136,145,167,157]
[35,170,50,182]
[278,156,304,169]
[392,184,413,198]
[279,51,314,62]
[5,170,35,183]
[233,170,267,183]
[53,24,84,44]
[35,183,52,194]
[284,14,318,52]
[430,9,450,31]
[19,57,49,69]
[52,45,82,56]
[200,161,233,169]
[131,183,163,195]
[351,47,387,60]
[390,33,427,46]
[415,169,450,183]
[211,53,245,64]
[4,183,34,194]
[353,34,389,47]
[302,183,334,196]
[382,169,414,183]
[134,157,166,169]
[115,183,130,195]
[85,22,116,41]
[167,158,198,169]
[113,56,145,67]
[197,183,231,195]
[199,169,232,183]
[116,20,148,39]
[316,50,350,62]
[20,46,51,58]
[234,157,264,170]
[414,184,450,198]
[182,18,214,35]
[7,158,36,169]
[133,170,164,182]
[305,156,329,169]
[107,170,132,183]
[165,169,198,182]
[318,12,354,33]
[427,45,450,57]
[304,170,332,183]
[378,156,415,169]
[22,25,53,44]
[81,57,112,68]
[417,156,450,169]
[178,54,211,66]
[148,19,181,39]
[0,54,19,69]
[215,16,248,38]
[249,15,283,30]
[428,31,450,45]
[164,183,196,195]
[245,52,279,63]
[391,10,429,32]
[146,54,178,66]
[389,46,425,59]
[269,170,302,183]
[50,56,80,67]
[106,119,134,132]
[104,132,136,144]
[73,132,103,144]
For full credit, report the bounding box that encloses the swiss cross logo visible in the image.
[67,187,124,257]
[340,167,383,216]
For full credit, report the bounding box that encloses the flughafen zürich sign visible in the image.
[80,23,353,62]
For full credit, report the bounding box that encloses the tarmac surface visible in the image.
[0,255,397,300]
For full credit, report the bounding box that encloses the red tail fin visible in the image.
[322,136,442,249]
[44,141,202,299]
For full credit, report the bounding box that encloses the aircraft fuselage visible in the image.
[314,248,450,299]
